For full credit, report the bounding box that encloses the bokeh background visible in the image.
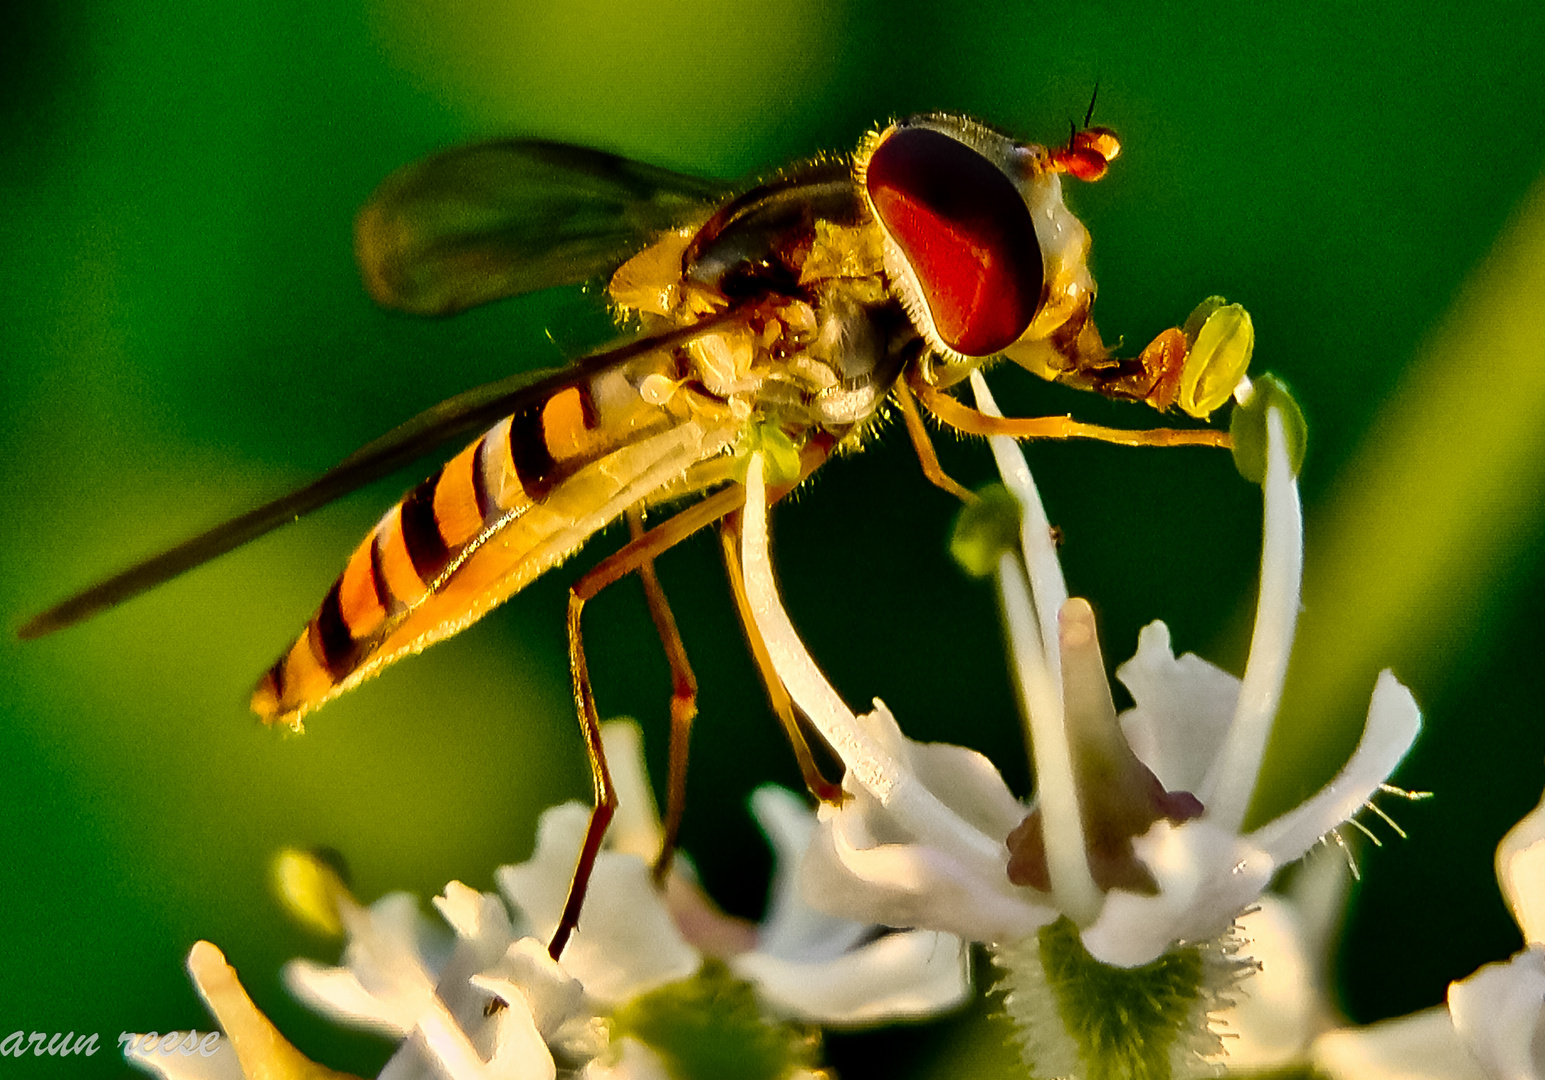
[5,1,1545,1076]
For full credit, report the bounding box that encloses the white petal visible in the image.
[1205,404,1303,827]
[801,792,1054,943]
[497,803,699,1005]
[750,785,870,962]
[1210,894,1337,1070]
[1312,1007,1487,1080]
[391,994,557,1080]
[602,720,664,863]
[1080,819,1275,968]
[125,1033,243,1080]
[1498,788,1545,944]
[733,929,970,1026]
[1115,621,1242,793]
[998,561,1100,924]
[739,455,894,793]
[1283,843,1357,964]
[739,458,1008,873]
[472,938,592,1047]
[874,713,1028,846]
[969,370,1069,630]
[434,881,516,945]
[284,892,446,1035]
[1448,945,1545,1080]
[1248,671,1422,862]
[793,703,1054,942]
[283,958,422,1036]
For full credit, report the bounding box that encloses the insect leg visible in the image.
[552,483,751,960]
[719,514,844,805]
[909,368,1232,449]
[893,380,978,503]
[557,589,617,962]
[548,433,837,959]
[623,506,699,886]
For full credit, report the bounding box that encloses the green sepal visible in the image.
[1230,374,1308,483]
[949,484,1023,578]
[996,918,1211,1080]
[611,961,820,1080]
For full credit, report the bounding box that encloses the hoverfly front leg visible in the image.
[893,379,978,503]
[907,366,1233,449]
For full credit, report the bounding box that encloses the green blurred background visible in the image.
[5,1,1545,1076]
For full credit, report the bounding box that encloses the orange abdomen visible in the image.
[252,368,737,728]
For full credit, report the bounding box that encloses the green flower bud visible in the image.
[1230,374,1308,483]
[612,962,820,1080]
[271,847,352,938]
[949,484,1023,578]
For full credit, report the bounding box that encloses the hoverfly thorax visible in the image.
[854,113,1103,388]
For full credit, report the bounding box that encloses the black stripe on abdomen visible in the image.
[507,399,558,499]
[310,579,360,677]
[398,476,451,583]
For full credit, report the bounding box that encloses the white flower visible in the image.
[739,371,1421,971]
[133,720,968,1080]
[1206,847,1351,1071]
[127,941,359,1080]
[278,721,968,1078]
[1313,784,1545,1080]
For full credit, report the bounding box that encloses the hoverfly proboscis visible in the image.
[20,112,1251,959]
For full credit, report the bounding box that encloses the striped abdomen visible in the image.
[252,366,739,728]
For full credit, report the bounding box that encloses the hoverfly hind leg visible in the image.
[625,507,699,886]
[550,484,751,958]
[555,587,620,961]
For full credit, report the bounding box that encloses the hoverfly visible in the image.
[21,112,1248,958]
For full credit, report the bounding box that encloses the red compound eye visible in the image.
[865,126,1043,356]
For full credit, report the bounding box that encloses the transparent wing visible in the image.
[355,139,733,315]
[17,316,738,638]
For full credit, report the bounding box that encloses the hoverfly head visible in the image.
[854,113,1100,375]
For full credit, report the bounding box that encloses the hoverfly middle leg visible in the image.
[893,380,979,504]
[907,367,1234,449]
[624,506,700,887]
[719,514,844,806]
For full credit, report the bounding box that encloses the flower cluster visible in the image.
[128,723,968,1080]
[131,371,1441,1080]
[734,371,1421,1076]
